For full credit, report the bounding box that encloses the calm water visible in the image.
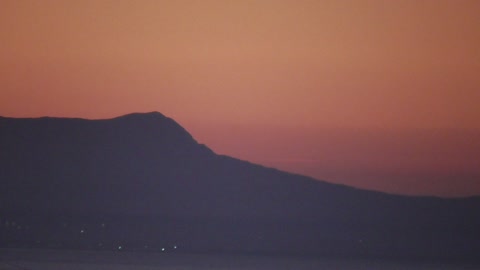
[0,249,477,270]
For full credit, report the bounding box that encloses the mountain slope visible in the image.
[1,112,479,260]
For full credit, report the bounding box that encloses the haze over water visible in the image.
[1,249,478,270]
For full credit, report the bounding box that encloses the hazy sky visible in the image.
[1,0,479,197]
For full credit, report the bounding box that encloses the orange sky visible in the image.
[1,0,479,197]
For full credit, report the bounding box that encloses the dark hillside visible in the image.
[1,112,479,261]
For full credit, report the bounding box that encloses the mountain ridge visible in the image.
[3,111,477,199]
[1,112,479,260]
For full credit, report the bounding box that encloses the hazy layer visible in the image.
[1,249,476,270]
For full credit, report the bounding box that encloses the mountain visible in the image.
[1,112,479,261]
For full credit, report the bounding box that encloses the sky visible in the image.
[1,0,479,197]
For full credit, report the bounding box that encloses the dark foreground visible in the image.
[2,114,480,264]
[1,249,478,270]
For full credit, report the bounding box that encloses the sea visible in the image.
[0,248,477,270]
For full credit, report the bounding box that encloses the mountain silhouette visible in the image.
[1,112,479,261]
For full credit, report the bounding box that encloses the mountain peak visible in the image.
[114,111,167,120]
[110,112,197,145]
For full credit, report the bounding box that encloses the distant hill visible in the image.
[1,112,479,261]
